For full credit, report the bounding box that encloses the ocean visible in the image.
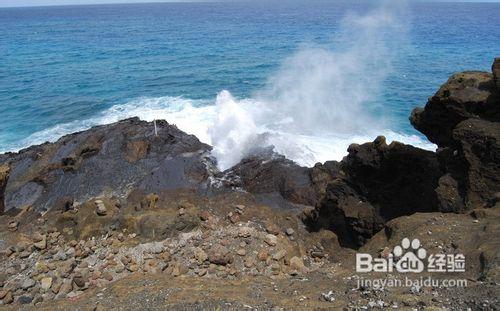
[1,1,499,169]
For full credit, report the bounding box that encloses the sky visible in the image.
[0,0,498,7]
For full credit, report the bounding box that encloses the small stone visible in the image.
[194,247,208,264]
[34,235,47,250]
[18,295,33,304]
[237,249,246,256]
[178,208,185,216]
[199,211,211,221]
[3,291,13,304]
[258,250,269,261]
[208,244,232,265]
[53,249,67,261]
[272,249,287,261]
[244,257,256,268]
[8,221,18,232]
[94,303,105,311]
[41,277,53,291]
[102,272,113,281]
[127,264,139,272]
[265,222,280,235]
[289,256,307,274]
[380,247,391,259]
[264,234,278,246]
[285,228,295,236]
[238,227,252,238]
[228,212,239,224]
[197,269,207,276]
[21,278,36,289]
[271,263,281,275]
[95,200,107,216]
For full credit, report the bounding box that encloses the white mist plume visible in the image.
[208,0,412,169]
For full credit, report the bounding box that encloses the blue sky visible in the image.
[0,0,498,7]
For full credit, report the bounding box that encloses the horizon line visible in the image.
[1,0,499,9]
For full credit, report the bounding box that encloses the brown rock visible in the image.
[41,277,53,291]
[199,210,211,221]
[238,226,252,238]
[2,291,13,304]
[139,193,159,210]
[95,200,107,216]
[59,279,73,295]
[257,250,269,261]
[272,249,287,261]
[244,257,256,268]
[264,234,277,246]
[265,222,281,235]
[289,256,308,274]
[7,221,18,232]
[34,235,47,250]
[208,244,232,265]
[193,247,208,264]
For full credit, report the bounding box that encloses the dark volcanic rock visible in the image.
[0,118,214,212]
[221,149,340,207]
[306,136,442,248]
[410,60,500,210]
[410,71,499,147]
[342,136,442,219]
[305,179,383,248]
[452,118,500,207]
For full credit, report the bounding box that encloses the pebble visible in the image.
[41,277,53,291]
[265,222,281,235]
[272,249,287,261]
[95,200,107,216]
[237,249,246,256]
[264,234,278,246]
[285,228,295,236]
[3,291,13,304]
[238,227,252,238]
[194,247,208,264]
[289,256,307,274]
[21,278,36,290]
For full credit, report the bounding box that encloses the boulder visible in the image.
[410,70,499,147]
[221,149,340,207]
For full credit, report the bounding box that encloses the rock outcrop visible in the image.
[305,137,442,248]
[0,118,214,213]
[221,150,340,207]
[411,61,500,211]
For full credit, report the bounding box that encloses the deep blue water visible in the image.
[0,1,499,156]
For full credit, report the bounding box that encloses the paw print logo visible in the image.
[393,238,427,273]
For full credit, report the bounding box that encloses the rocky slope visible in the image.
[0,59,498,310]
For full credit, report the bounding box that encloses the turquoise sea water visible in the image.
[0,1,499,167]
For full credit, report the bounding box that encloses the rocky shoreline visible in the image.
[0,59,498,310]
